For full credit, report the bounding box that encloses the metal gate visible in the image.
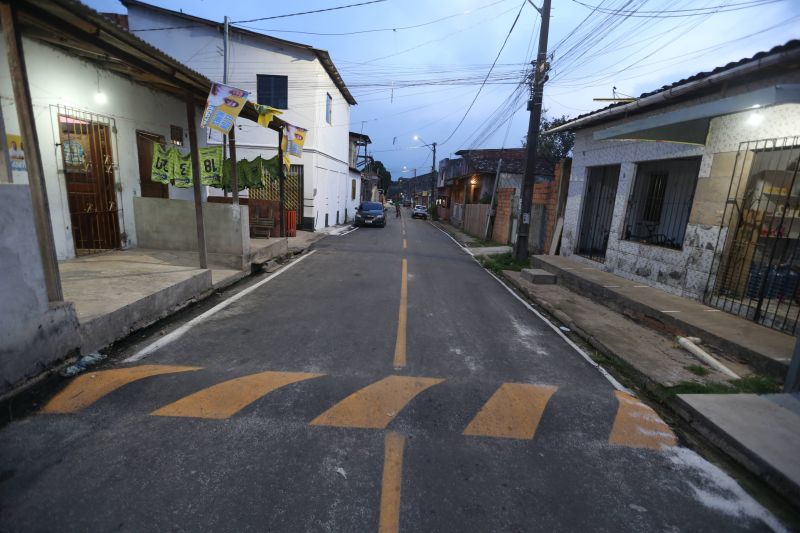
[249,163,303,228]
[705,137,800,334]
[576,165,620,262]
[57,107,120,254]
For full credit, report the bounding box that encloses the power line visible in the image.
[570,0,783,17]
[131,0,387,31]
[439,0,528,146]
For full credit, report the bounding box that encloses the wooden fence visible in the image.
[463,204,490,239]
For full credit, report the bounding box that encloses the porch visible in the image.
[60,238,288,354]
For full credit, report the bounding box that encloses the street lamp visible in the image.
[413,135,437,209]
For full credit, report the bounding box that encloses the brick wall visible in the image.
[492,188,514,244]
[530,160,569,254]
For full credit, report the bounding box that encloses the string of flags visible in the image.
[150,82,307,189]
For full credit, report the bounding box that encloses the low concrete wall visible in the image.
[134,197,250,259]
[0,185,80,396]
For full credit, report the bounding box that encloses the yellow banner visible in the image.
[200,83,249,134]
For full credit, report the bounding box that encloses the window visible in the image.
[326,93,332,124]
[170,125,183,146]
[257,75,288,109]
[623,158,700,250]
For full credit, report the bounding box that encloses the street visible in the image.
[0,211,781,532]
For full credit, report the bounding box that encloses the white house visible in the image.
[123,0,358,230]
[550,40,800,334]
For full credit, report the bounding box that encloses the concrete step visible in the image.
[521,268,557,285]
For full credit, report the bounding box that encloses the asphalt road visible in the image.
[0,208,784,532]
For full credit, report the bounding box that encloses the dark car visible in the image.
[354,201,386,227]
[402,199,412,207]
[412,205,428,220]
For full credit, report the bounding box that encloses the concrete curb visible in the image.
[499,268,799,511]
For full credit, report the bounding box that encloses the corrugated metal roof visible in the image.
[120,0,357,106]
[452,148,554,176]
[554,39,800,131]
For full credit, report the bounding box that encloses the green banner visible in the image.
[173,150,193,188]
[151,143,171,184]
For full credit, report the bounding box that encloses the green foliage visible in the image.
[477,252,528,275]
[522,112,575,162]
[428,204,439,221]
[366,159,392,194]
[666,375,780,396]
[467,238,502,248]
[684,364,711,377]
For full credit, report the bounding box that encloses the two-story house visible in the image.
[123,0,357,230]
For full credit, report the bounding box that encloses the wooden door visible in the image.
[136,130,168,198]
[59,116,120,253]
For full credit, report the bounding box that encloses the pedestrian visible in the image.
[395,202,401,218]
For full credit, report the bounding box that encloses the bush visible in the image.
[428,204,439,221]
[477,252,528,275]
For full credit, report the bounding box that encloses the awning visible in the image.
[594,85,800,145]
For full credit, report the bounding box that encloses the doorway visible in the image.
[576,165,620,262]
[136,130,168,198]
[58,110,120,254]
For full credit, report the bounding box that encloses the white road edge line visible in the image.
[124,250,318,363]
[338,226,359,236]
[430,222,630,394]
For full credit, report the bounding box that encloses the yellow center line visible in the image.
[379,431,405,533]
[40,365,202,414]
[403,239,407,249]
[394,258,408,368]
[151,371,323,419]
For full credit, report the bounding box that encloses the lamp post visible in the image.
[413,135,437,209]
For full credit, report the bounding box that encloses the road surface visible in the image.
[0,210,783,531]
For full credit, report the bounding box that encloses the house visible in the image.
[0,0,286,395]
[123,0,358,230]
[349,132,370,211]
[550,40,800,334]
[438,148,554,243]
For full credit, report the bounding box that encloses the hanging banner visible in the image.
[199,146,222,186]
[7,134,26,172]
[200,83,249,134]
[173,150,193,188]
[284,124,307,157]
[252,103,283,128]
[151,143,171,184]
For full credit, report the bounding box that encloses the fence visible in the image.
[463,204,490,238]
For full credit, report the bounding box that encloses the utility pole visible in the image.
[430,142,436,209]
[514,0,551,262]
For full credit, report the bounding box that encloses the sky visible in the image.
[87,0,800,179]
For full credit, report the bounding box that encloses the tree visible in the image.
[522,112,575,162]
[366,158,392,194]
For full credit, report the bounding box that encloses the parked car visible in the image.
[412,205,428,220]
[354,201,386,227]
[402,200,412,207]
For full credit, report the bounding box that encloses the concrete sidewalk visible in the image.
[61,239,289,355]
[433,221,512,256]
[677,393,800,508]
[532,255,793,379]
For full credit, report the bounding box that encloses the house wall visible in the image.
[562,80,800,299]
[127,6,352,230]
[0,184,80,395]
[492,188,515,244]
[0,34,206,259]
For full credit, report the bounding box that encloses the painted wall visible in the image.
[561,73,800,300]
[0,34,207,259]
[0,184,80,395]
[127,6,353,230]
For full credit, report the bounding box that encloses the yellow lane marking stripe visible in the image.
[310,375,443,429]
[463,383,557,439]
[608,391,677,449]
[393,258,408,369]
[41,365,201,414]
[379,431,405,533]
[152,371,323,419]
[403,239,407,249]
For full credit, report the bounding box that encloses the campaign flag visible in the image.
[199,146,222,186]
[200,83,249,134]
[151,143,171,184]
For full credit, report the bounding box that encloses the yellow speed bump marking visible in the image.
[379,431,405,533]
[41,365,201,414]
[463,383,557,439]
[608,391,677,449]
[152,371,323,419]
[310,375,443,429]
[393,259,408,369]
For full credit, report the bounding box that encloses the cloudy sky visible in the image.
[88,0,799,178]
